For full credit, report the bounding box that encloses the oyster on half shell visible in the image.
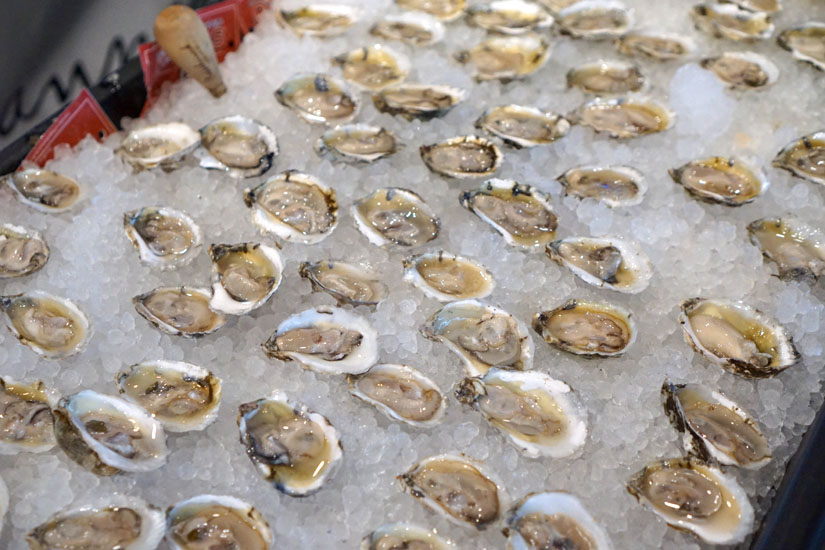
[691,3,774,41]
[133,287,226,338]
[374,84,466,120]
[166,495,272,550]
[370,12,446,46]
[0,223,49,279]
[275,73,360,125]
[1,292,90,359]
[571,97,673,139]
[117,122,200,171]
[353,187,440,247]
[556,0,633,39]
[5,169,82,213]
[403,251,494,302]
[778,23,825,72]
[0,377,57,454]
[557,165,646,207]
[669,156,769,206]
[396,0,466,21]
[315,124,400,163]
[197,115,278,178]
[277,4,359,37]
[332,44,410,91]
[547,236,653,294]
[299,260,388,307]
[700,51,779,88]
[532,299,636,357]
[567,60,644,94]
[421,136,501,179]
[466,0,554,35]
[748,216,825,281]
[123,206,202,270]
[208,243,283,315]
[772,131,825,186]
[348,363,446,427]
[615,31,695,60]
[475,105,570,148]
[456,33,551,81]
[361,523,453,550]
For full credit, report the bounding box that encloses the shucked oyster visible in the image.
[571,97,673,138]
[557,165,646,207]
[123,206,202,270]
[117,122,200,171]
[748,216,825,281]
[0,377,56,454]
[679,297,799,378]
[615,31,695,61]
[353,187,440,247]
[5,169,82,213]
[778,23,825,72]
[475,105,571,148]
[503,492,614,550]
[420,136,502,179]
[1,292,90,359]
[263,306,378,375]
[27,496,165,550]
[460,179,558,248]
[0,224,49,279]
[403,251,495,302]
[275,73,360,124]
[167,495,272,550]
[662,382,771,469]
[208,243,283,315]
[299,260,388,307]
[691,3,774,41]
[373,84,466,120]
[396,0,466,21]
[399,454,500,528]
[117,360,222,433]
[556,0,633,39]
[244,170,338,244]
[238,392,342,496]
[421,299,533,376]
[669,156,769,206]
[455,369,587,458]
[277,4,359,37]
[53,390,169,475]
[133,287,226,338]
[456,33,551,81]
[315,124,400,163]
[370,12,445,46]
[348,363,446,427]
[567,60,645,95]
[361,523,453,550]
[773,131,825,186]
[197,115,278,178]
[332,44,410,91]
[627,457,754,545]
[546,236,653,294]
[727,0,781,13]
[532,299,636,357]
[700,51,779,88]
[466,0,554,35]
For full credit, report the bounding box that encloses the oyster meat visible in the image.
[691,3,774,41]
[361,523,453,550]
[348,363,446,426]
[353,187,440,247]
[0,223,49,279]
[546,236,653,293]
[420,136,502,179]
[773,131,825,186]
[700,51,779,88]
[275,73,360,124]
[53,390,169,475]
[627,457,754,544]
[532,299,636,357]
[455,369,587,458]
[123,206,202,270]
[197,115,278,178]
[662,382,771,469]
[396,0,466,21]
[373,84,466,120]
[679,297,799,378]
[403,251,495,302]
[456,33,551,81]
[475,105,570,148]
[5,169,82,212]
[299,260,388,307]
[332,44,410,91]
[1,291,90,359]
[370,12,445,46]
[117,122,200,171]
[116,360,222,433]
[460,179,558,248]
[556,0,633,39]
[277,4,359,36]
[0,378,56,454]
[315,124,400,163]
[263,306,378,375]
[421,299,533,376]
[778,23,825,71]
[133,286,226,338]
[244,170,338,244]
[399,454,500,528]
[166,495,272,550]
[567,60,644,94]
[615,31,694,60]
[571,97,673,138]
[208,243,283,315]
[466,0,554,35]
[669,156,768,206]
[557,165,646,207]
[238,392,342,496]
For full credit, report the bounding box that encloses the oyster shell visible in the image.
[299,260,388,307]
[1,291,90,359]
[662,382,770,469]
[315,124,400,163]
[332,44,410,91]
[421,299,533,376]
[420,136,502,179]
[116,360,222,433]
[197,115,278,178]
[773,131,825,186]
[532,299,636,357]
[557,0,633,39]
[352,187,440,247]
[475,105,570,148]
[0,223,49,279]
[460,179,558,248]
[166,495,272,550]
[615,31,695,60]
[348,363,446,426]
[208,243,283,315]
[361,523,453,550]
[117,122,200,170]
[691,3,774,41]
[399,454,500,528]
[546,237,653,294]
[679,297,799,378]
[373,84,466,120]
[627,457,754,544]
[571,97,673,138]
[748,216,825,281]
[123,206,202,270]
[700,51,779,88]
[0,377,56,454]
[778,23,825,71]
[277,4,359,37]
[396,0,466,21]
[244,170,338,244]
[27,496,165,550]
[403,251,495,302]
[466,0,554,35]
[370,12,445,46]
[275,73,360,124]
[567,60,645,94]
[238,392,342,496]
[263,306,378,374]
[557,165,646,207]
[669,156,768,206]
[503,492,614,550]
[455,369,587,458]
[53,390,169,475]
[133,286,226,338]
[456,33,551,81]
[5,169,82,212]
